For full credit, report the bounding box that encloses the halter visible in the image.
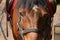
[17,6,52,40]
[7,0,52,40]
[17,12,43,40]
[17,11,52,40]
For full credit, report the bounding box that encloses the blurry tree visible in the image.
[57,0,60,4]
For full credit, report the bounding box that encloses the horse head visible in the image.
[13,0,52,40]
[7,0,57,40]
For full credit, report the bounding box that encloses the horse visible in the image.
[6,0,57,40]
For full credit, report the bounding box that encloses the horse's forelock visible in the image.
[17,0,38,10]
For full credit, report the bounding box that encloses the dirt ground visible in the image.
[0,2,60,40]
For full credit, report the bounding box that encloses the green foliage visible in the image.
[57,0,60,4]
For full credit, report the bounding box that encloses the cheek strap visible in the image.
[12,0,17,10]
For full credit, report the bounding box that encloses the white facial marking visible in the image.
[33,5,38,12]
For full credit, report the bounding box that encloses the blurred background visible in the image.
[53,0,60,40]
[57,0,60,4]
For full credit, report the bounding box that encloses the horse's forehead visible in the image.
[32,5,39,12]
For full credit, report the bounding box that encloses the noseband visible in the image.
[16,10,52,40]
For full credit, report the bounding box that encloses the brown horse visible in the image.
[6,0,57,40]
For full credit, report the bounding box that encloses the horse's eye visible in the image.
[19,12,23,16]
[19,12,25,17]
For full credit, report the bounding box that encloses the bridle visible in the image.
[17,12,43,40]
[16,0,52,40]
[17,10,52,40]
[7,0,52,40]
